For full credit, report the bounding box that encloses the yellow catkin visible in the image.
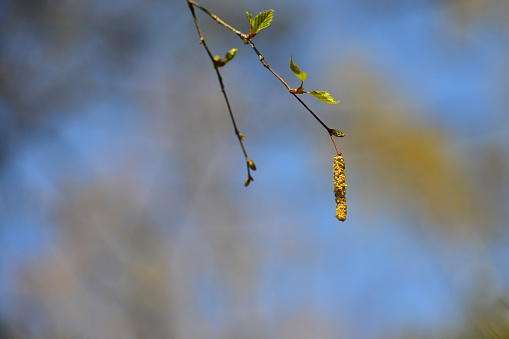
[333,155,347,222]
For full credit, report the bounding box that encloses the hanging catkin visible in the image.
[333,155,347,221]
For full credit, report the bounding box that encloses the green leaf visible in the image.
[253,10,273,31]
[246,11,254,28]
[224,48,238,62]
[246,10,273,36]
[289,56,307,83]
[307,90,340,104]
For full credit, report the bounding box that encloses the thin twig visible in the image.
[330,135,340,156]
[246,41,291,91]
[187,1,254,183]
[246,39,341,155]
[188,0,244,37]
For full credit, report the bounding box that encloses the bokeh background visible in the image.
[1,0,509,338]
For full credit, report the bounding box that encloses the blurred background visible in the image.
[1,0,509,338]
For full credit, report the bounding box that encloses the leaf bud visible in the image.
[330,129,345,137]
[247,159,257,171]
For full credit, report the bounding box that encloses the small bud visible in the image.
[296,83,305,94]
[238,133,245,140]
[247,159,257,171]
[259,55,264,61]
[331,129,345,137]
[213,56,225,69]
[244,177,251,187]
[333,155,347,222]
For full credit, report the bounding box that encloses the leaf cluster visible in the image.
[290,57,340,104]
[246,10,273,38]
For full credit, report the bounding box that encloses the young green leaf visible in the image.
[246,11,254,28]
[253,10,273,31]
[289,56,307,83]
[246,10,274,36]
[224,48,238,63]
[307,90,340,104]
